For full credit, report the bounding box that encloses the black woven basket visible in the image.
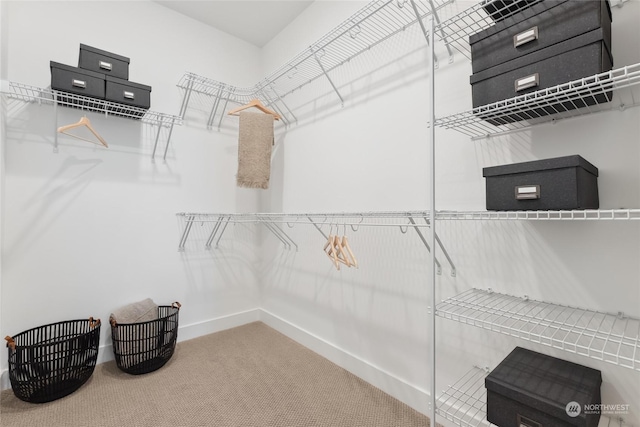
[110,302,180,375]
[4,318,101,403]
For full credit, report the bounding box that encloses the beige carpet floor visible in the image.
[1,321,429,427]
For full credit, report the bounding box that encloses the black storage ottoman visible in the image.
[79,44,130,80]
[482,155,599,211]
[486,347,602,427]
[110,302,180,375]
[4,318,101,403]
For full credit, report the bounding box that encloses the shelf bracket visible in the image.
[419,216,456,276]
[409,0,439,68]
[216,87,233,130]
[265,84,298,125]
[311,47,345,106]
[178,76,194,119]
[259,217,298,251]
[205,216,226,249]
[258,88,290,127]
[406,216,442,275]
[206,84,225,129]
[178,214,196,251]
[307,216,329,240]
[427,0,455,64]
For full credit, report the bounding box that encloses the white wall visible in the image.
[259,0,640,423]
[0,0,265,386]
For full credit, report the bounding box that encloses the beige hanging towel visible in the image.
[237,111,274,189]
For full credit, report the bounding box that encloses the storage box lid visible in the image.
[471,0,566,45]
[106,75,152,92]
[483,155,599,177]
[80,44,130,63]
[470,0,612,45]
[470,27,612,84]
[50,61,106,79]
[485,347,602,425]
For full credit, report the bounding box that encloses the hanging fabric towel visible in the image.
[237,111,274,189]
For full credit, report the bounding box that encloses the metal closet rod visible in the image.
[176,211,456,276]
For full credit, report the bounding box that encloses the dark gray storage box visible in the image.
[471,28,612,125]
[486,347,602,427]
[483,155,599,211]
[50,61,106,110]
[79,44,130,80]
[471,0,612,74]
[481,0,542,23]
[105,76,151,117]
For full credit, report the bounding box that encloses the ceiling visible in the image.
[154,1,315,48]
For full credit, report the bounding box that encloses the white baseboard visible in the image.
[258,309,430,415]
[1,308,261,391]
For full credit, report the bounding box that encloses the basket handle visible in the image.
[5,336,16,350]
[89,317,101,328]
[109,315,117,327]
[172,301,182,309]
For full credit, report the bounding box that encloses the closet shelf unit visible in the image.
[433,63,640,139]
[2,81,183,159]
[175,211,457,276]
[176,0,453,128]
[437,288,640,371]
[436,366,627,427]
[426,0,640,425]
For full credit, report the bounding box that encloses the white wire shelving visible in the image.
[175,211,457,276]
[3,81,183,159]
[436,209,640,221]
[434,63,640,139]
[437,366,628,427]
[437,288,640,371]
[176,0,454,128]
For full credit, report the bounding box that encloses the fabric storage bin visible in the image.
[482,155,599,211]
[4,318,101,403]
[471,28,612,125]
[471,0,612,74]
[486,347,602,427]
[79,44,130,80]
[481,0,542,23]
[110,302,180,375]
[51,61,106,100]
[105,76,151,118]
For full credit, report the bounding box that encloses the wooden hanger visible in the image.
[227,99,281,120]
[57,116,108,148]
[341,236,358,268]
[333,235,352,267]
[323,234,341,270]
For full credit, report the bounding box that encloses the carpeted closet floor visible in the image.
[0,322,429,427]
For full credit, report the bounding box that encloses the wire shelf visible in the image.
[434,0,544,60]
[4,81,183,128]
[437,366,628,427]
[435,209,640,221]
[434,63,640,138]
[437,288,640,371]
[437,366,490,427]
[176,0,452,126]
